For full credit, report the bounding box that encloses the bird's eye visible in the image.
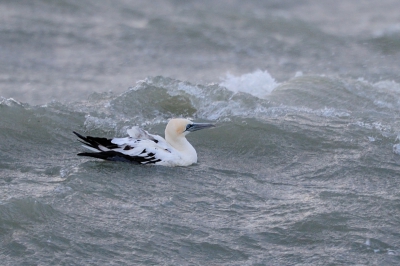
[185,124,193,131]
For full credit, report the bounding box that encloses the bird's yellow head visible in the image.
[165,118,214,139]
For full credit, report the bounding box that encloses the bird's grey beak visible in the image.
[186,123,215,132]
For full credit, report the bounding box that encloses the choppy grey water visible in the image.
[1,1,400,265]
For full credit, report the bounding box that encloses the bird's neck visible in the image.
[166,135,197,163]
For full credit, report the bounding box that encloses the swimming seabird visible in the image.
[73,118,215,166]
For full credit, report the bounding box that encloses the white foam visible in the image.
[294,71,303,77]
[373,23,400,38]
[393,144,400,155]
[220,70,278,99]
[0,97,23,106]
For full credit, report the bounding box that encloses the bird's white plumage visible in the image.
[74,118,214,166]
[110,132,182,166]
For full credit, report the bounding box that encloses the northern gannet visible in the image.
[73,118,215,166]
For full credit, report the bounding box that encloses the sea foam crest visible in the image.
[220,70,278,99]
[0,97,23,107]
[394,144,400,155]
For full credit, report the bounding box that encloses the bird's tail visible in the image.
[76,150,136,162]
[73,131,118,152]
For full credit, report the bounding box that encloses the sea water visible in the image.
[1,1,400,265]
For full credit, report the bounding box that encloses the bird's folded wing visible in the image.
[109,138,181,165]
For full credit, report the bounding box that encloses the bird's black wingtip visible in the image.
[73,131,85,138]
